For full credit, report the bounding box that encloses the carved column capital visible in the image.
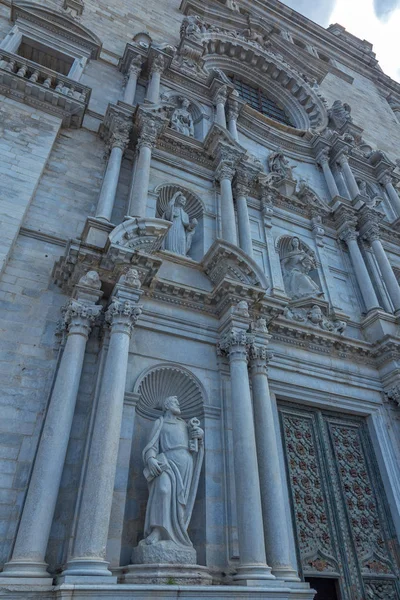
[61,299,102,337]
[317,148,330,167]
[218,328,254,360]
[337,152,349,168]
[215,159,236,182]
[150,54,165,74]
[227,90,240,120]
[109,118,131,150]
[249,344,274,375]
[380,171,393,187]
[339,226,359,243]
[128,55,143,77]
[137,117,160,149]
[105,299,143,336]
[384,384,400,407]
[214,84,228,106]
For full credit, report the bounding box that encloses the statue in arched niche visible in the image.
[170,97,194,137]
[281,237,323,300]
[138,395,204,557]
[162,192,198,255]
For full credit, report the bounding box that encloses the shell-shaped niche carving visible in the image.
[155,184,203,221]
[135,364,205,420]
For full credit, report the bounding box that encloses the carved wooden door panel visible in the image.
[279,405,400,600]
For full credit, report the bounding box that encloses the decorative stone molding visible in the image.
[283,303,346,335]
[0,50,91,128]
[383,385,400,407]
[63,0,84,18]
[107,217,171,253]
[134,364,205,419]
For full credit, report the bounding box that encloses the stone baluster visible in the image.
[317,149,340,200]
[0,273,103,580]
[123,56,143,105]
[215,160,237,245]
[146,55,165,104]
[337,153,360,200]
[227,90,240,141]
[63,271,143,579]
[214,85,228,128]
[234,174,253,258]
[96,120,131,222]
[128,117,160,218]
[219,311,274,586]
[340,226,380,312]
[380,172,400,219]
[364,224,400,313]
[249,340,299,581]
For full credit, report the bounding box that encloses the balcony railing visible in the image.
[0,50,91,128]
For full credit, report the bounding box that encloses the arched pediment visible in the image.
[202,239,269,290]
[11,1,102,58]
[201,37,328,131]
[107,218,171,253]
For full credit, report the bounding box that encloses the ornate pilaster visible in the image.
[336,209,380,313]
[146,54,165,103]
[214,84,228,128]
[317,148,340,200]
[218,304,274,586]
[63,270,143,580]
[123,55,143,105]
[0,273,103,581]
[96,116,131,222]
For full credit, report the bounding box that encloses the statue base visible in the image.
[122,563,212,585]
[132,540,197,565]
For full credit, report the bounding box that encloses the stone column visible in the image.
[234,172,253,258]
[123,56,143,105]
[317,150,339,200]
[227,90,240,141]
[337,153,360,200]
[63,271,143,579]
[96,122,130,222]
[340,227,380,312]
[249,342,299,581]
[215,160,237,245]
[380,173,400,218]
[128,118,159,218]
[0,273,103,580]
[214,85,228,128]
[219,313,274,586]
[366,228,400,313]
[146,55,165,104]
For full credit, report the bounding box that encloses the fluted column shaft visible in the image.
[146,55,164,104]
[0,280,102,579]
[318,154,339,200]
[370,237,400,312]
[338,155,359,200]
[249,346,299,581]
[123,59,142,105]
[220,329,273,585]
[216,161,237,245]
[214,85,227,128]
[96,125,129,221]
[234,180,253,257]
[128,119,160,218]
[343,230,380,312]
[64,286,143,577]
[227,92,240,141]
[381,174,400,218]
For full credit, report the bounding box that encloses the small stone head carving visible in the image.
[79,270,102,289]
[162,395,181,415]
[121,268,141,289]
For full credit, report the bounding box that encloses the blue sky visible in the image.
[281,0,400,82]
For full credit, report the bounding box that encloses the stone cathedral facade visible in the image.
[0,0,400,598]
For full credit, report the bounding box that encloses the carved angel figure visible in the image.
[268,149,295,180]
[281,237,322,300]
[139,396,204,549]
[170,98,194,137]
[162,192,197,256]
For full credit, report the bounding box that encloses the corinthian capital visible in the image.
[109,118,131,150]
[249,344,273,374]
[150,54,165,74]
[218,328,254,358]
[380,171,392,187]
[339,226,359,243]
[363,224,380,244]
[129,54,143,76]
[214,84,228,106]
[105,298,143,335]
[61,299,103,336]
[215,159,236,182]
[137,118,159,149]
[317,148,330,167]
[337,152,349,168]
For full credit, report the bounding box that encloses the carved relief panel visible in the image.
[279,405,400,600]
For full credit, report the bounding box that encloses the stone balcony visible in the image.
[0,50,91,127]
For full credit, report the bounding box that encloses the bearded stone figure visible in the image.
[281,237,322,300]
[170,98,194,137]
[162,192,197,256]
[134,396,204,564]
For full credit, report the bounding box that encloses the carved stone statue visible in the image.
[170,97,194,137]
[268,148,295,180]
[180,15,206,39]
[328,100,352,130]
[162,192,197,256]
[281,237,322,300]
[135,396,204,563]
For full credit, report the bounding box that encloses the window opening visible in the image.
[229,75,295,127]
[17,38,74,76]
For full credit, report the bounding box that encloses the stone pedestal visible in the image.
[123,564,212,586]
[132,540,197,565]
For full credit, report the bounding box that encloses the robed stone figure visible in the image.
[135,396,204,564]
[162,192,197,256]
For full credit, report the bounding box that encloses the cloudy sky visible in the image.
[281,0,400,82]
